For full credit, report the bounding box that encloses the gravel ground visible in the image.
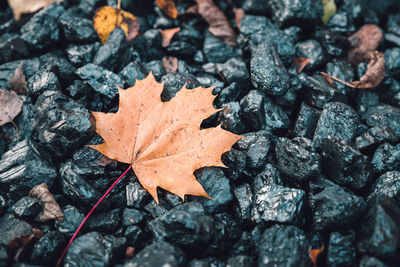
[0,0,400,266]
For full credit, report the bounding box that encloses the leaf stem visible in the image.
[117,0,121,9]
[56,165,132,267]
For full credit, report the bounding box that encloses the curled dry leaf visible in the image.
[348,24,383,65]
[7,0,63,20]
[9,228,43,261]
[29,183,64,222]
[309,245,324,267]
[321,51,385,89]
[89,73,242,202]
[196,0,237,46]
[156,0,178,19]
[233,8,245,29]
[0,89,23,126]
[9,62,27,95]
[160,27,181,47]
[294,57,311,74]
[93,6,140,44]
[162,56,178,73]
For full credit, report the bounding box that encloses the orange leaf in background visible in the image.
[309,245,324,267]
[7,0,63,20]
[162,56,178,73]
[89,73,242,202]
[196,0,237,46]
[156,0,178,19]
[93,6,140,44]
[233,8,245,29]
[348,24,383,65]
[160,27,181,47]
[294,57,311,74]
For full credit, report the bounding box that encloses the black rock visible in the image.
[58,11,97,43]
[0,213,32,246]
[233,183,253,225]
[258,224,310,267]
[143,60,165,81]
[296,39,327,69]
[33,90,94,158]
[218,102,246,134]
[368,171,400,206]
[263,96,290,132]
[312,184,367,231]
[226,255,253,267]
[0,140,57,201]
[326,9,355,33]
[324,59,354,95]
[321,136,373,190]
[126,182,151,209]
[218,57,249,85]
[267,0,323,26]
[87,209,121,233]
[76,63,124,99]
[313,102,359,148]
[385,48,400,77]
[30,231,67,266]
[294,101,321,139]
[55,205,84,235]
[326,231,357,267]
[215,82,242,107]
[118,61,147,87]
[240,90,265,131]
[161,72,200,101]
[0,195,6,216]
[242,0,268,14]
[276,137,320,182]
[357,197,400,261]
[382,78,400,108]
[356,126,398,153]
[39,53,76,86]
[144,201,168,219]
[123,225,143,247]
[362,104,400,137]
[250,41,290,96]
[203,31,236,63]
[0,35,28,64]
[123,241,186,267]
[251,164,283,193]
[0,245,7,267]
[359,256,390,267]
[21,13,59,50]
[10,196,41,218]
[251,185,305,225]
[315,28,349,57]
[122,208,146,227]
[66,43,100,67]
[167,26,203,58]
[27,65,60,97]
[93,28,131,73]
[372,143,400,173]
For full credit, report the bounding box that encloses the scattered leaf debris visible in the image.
[8,62,27,95]
[160,27,181,47]
[294,57,311,74]
[7,0,63,20]
[9,228,43,262]
[156,0,178,19]
[233,8,245,29]
[96,155,118,167]
[309,245,324,267]
[162,56,179,74]
[0,89,23,126]
[29,183,64,222]
[348,24,383,65]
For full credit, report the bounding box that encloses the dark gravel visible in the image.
[0,0,400,266]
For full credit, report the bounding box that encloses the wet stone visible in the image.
[294,101,321,139]
[39,53,76,86]
[359,256,390,267]
[27,65,60,97]
[250,41,290,96]
[143,60,165,81]
[10,196,41,218]
[203,31,236,63]
[233,183,253,225]
[123,225,143,247]
[0,140,57,201]
[325,59,354,95]
[218,57,249,85]
[315,28,349,57]
[276,137,320,182]
[215,82,241,108]
[21,13,59,50]
[123,241,186,267]
[240,90,266,131]
[313,102,359,148]
[326,231,357,267]
[219,102,246,134]
[258,224,310,267]
[296,39,327,69]
[355,126,398,153]
[226,255,253,267]
[268,0,323,26]
[126,182,151,209]
[357,197,400,261]
[251,185,305,226]
[30,231,67,266]
[263,96,290,132]
[385,48,400,77]
[362,104,400,137]
[58,11,97,43]
[190,167,232,214]
[0,213,32,246]
[161,73,200,101]
[93,28,131,73]
[0,35,28,64]
[76,63,124,99]
[118,61,147,87]
[144,201,168,219]
[122,208,146,227]
[33,90,94,158]
[372,143,400,173]
[321,136,373,190]
[251,164,283,193]
[56,205,84,235]
[312,184,367,231]
[368,171,400,206]
[87,209,121,233]
[66,43,100,67]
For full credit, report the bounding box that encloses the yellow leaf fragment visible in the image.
[89,73,242,203]
[93,6,140,44]
[321,0,336,24]
[7,0,63,20]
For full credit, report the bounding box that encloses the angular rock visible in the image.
[39,53,76,86]
[55,205,84,235]
[10,196,41,218]
[122,208,146,227]
[161,72,200,101]
[362,104,400,136]
[251,164,283,193]
[240,90,265,131]
[123,225,143,247]
[0,213,32,246]
[226,255,253,267]
[326,231,357,267]
[203,31,236,63]
[87,209,121,233]
[66,43,100,67]
[276,137,320,182]
[27,65,60,97]
[31,231,67,266]
[296,39,327,69]
[359,256,390,267]
[21,13,59,50]
[294,101,321,139]
[233,183,253,225]
[0,35,28,64]
[372,143,400,173]
[218,57,249,85]
[58,11,97,43]
[267,0,323,26]
[126,182,151,209]
[355,126,398,153]
[251,185,305,225]
[118,61,147,87]
[368,171,400,206]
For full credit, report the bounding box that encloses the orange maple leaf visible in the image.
[89,73,242,203]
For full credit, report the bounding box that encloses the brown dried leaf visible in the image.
[93,6,140,44]
[126,246,135,258]
[89,73,242,202]
[156,0,178,19]
[29,183,64,222]
[309,245,324,267]
[321,51,385,89]
[196,0,237,46]
[97,155,118,167]
[9,62,27,95]
[233,8,245,29]
[160,27,181,47]
[162,56,178,74]
[348,24,383,65]
[9,228,43,261]
[294,57,311,74]
[7,0,63,20]
[0,89,23,126]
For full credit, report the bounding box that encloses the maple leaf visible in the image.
[89,73,242,202]
[7,0,63,20]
